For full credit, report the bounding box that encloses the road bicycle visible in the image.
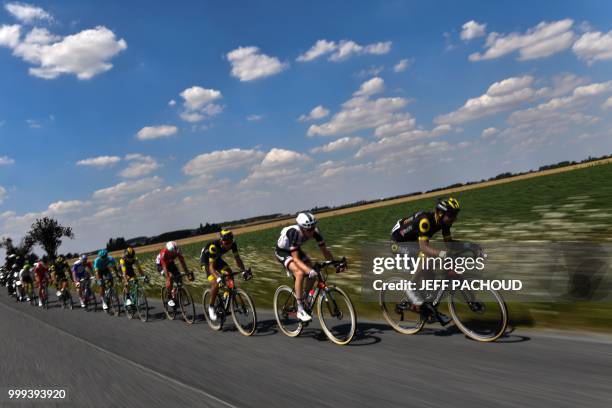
[379,246,508,342]
[99,277,121,316]
[58,280,74,310]
[123,276,149,322]
[78,277,98,311]
[202,268,257,336]
[161,272,196,324]
[273,258,356,346]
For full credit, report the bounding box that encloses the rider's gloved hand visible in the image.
[307,269,317,279]
[188,272,195,282]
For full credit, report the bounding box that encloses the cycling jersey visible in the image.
[391,211,451,242]
[51,260,70,280]
[276,225,325,251]
[155,248,184,268]
[72,260,92,280]
[200,240,238,266]
[120,257,140,277]
[33,262,49,280]
[93,256,116,273]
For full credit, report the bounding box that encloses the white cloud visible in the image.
[76,155,121,168]
[260,148,309,167]
[572,30,612,63]
[393,58,410,73]
[13,26,127,79]
[481,127,499,138]
[119,154,159,178]
[26,118,40,128]
[355,65,383,78]
[168,99,176,107]
[227,46,287,81]
[297,39,392,62]
[435,75,538,125]
[93,176,162,200]
[93,207,120,220]
[0,156,15,165]
[5,2,52,24]
[461,20,486,41]
[356,127,452,159]
[353,77,385,97]
[0,24,21,48]
[246,114,263,121]
[178,86,223,123]
[136,125,177,140]
[299,105,329,122]
[296,39,336,62]
[602,96,612,110]
[0,186,6,204]
[374,117,416,138]
[182,148,264,176]
[310,137,364,153]
[47,200,84,215]
[469,19,575,61]
[241,148,310,185]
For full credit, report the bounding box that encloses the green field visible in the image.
[138,163,612,331]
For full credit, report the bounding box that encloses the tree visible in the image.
[26,217,74,258]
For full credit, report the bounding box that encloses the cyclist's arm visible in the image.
[135,259,144,275]
[177,253,189,273]
[319,243,333,262]
[418,237,444,257]
[232,244,245,271]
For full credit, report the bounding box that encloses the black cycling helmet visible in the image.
[124,246,136,259]
[220,228,234,242]
[436,197,461,214]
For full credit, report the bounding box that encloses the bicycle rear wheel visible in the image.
[178,287,196,325]
[161,287,176,320]
[273,285,303,338]
[136,287,148,322]
[202,289,223,330]
[124,289,135,319]
[67,291,74,310]
[107,288,121,317]
[86,289,98,312]
[231,288,257,336]
[448,286,508,342]
[379,277,425,335]
[317,286,356,345]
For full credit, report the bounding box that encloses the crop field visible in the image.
[136,162,612,330]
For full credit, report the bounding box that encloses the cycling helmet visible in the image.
[98,249,108,258]
[80,254,88,262]
[219,228,234,242]
[124,246,136,259]
[296,212,317,229]
[57,256,64,263]
[166,241,179,253]
[436,197,461,214]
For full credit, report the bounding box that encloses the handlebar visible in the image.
[313,257,348,274]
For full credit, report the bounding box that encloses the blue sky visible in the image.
[1,0,612,253]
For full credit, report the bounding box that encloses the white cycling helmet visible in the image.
[166,241,179,253]
[296,212,317,229]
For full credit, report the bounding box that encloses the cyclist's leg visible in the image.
[96,270,106,298]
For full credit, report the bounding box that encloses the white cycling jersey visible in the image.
[276,225,325,251]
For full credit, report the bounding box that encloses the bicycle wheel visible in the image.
[67,291,74,310]
[107,288,121,317]
[317,286,356,345]
[202,289,223,330]
[124,289,136,320]
[231,288,257,336]
[161,287,176,320]
[448,286,508,342]
[178,287,196,325]
[379,277,425,335]
[86,289,98,312]
[135,287,148,322]
[273,285,303,338]
[42,287,49,309]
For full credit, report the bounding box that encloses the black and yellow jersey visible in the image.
[200,239,238,266]
[119,257,140,274]
[51,260,70,279]
[391,211,451,243]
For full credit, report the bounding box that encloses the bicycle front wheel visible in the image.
[107,288,121,317]
[379,277,425,335]
[317,286,356,345]
[201,289,223,330]
[178,287,196,325]
[448,286,508,342]
[273,285,303,338]
[231,288,257,336]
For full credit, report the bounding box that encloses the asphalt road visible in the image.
[1,292,611,408]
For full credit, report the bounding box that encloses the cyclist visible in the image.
[93,249,118,311]
[274,212,339,322]
[19,261,34,302]
[390,197,460,319]
[200,228,248,321]
[72,254,93,308]
[120,246,146,307]
[156,241,193,308]
[51,255,71,299]
[33,257,50,307]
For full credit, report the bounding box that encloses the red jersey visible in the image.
[156,248,184,268]
[34,262,49,279]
